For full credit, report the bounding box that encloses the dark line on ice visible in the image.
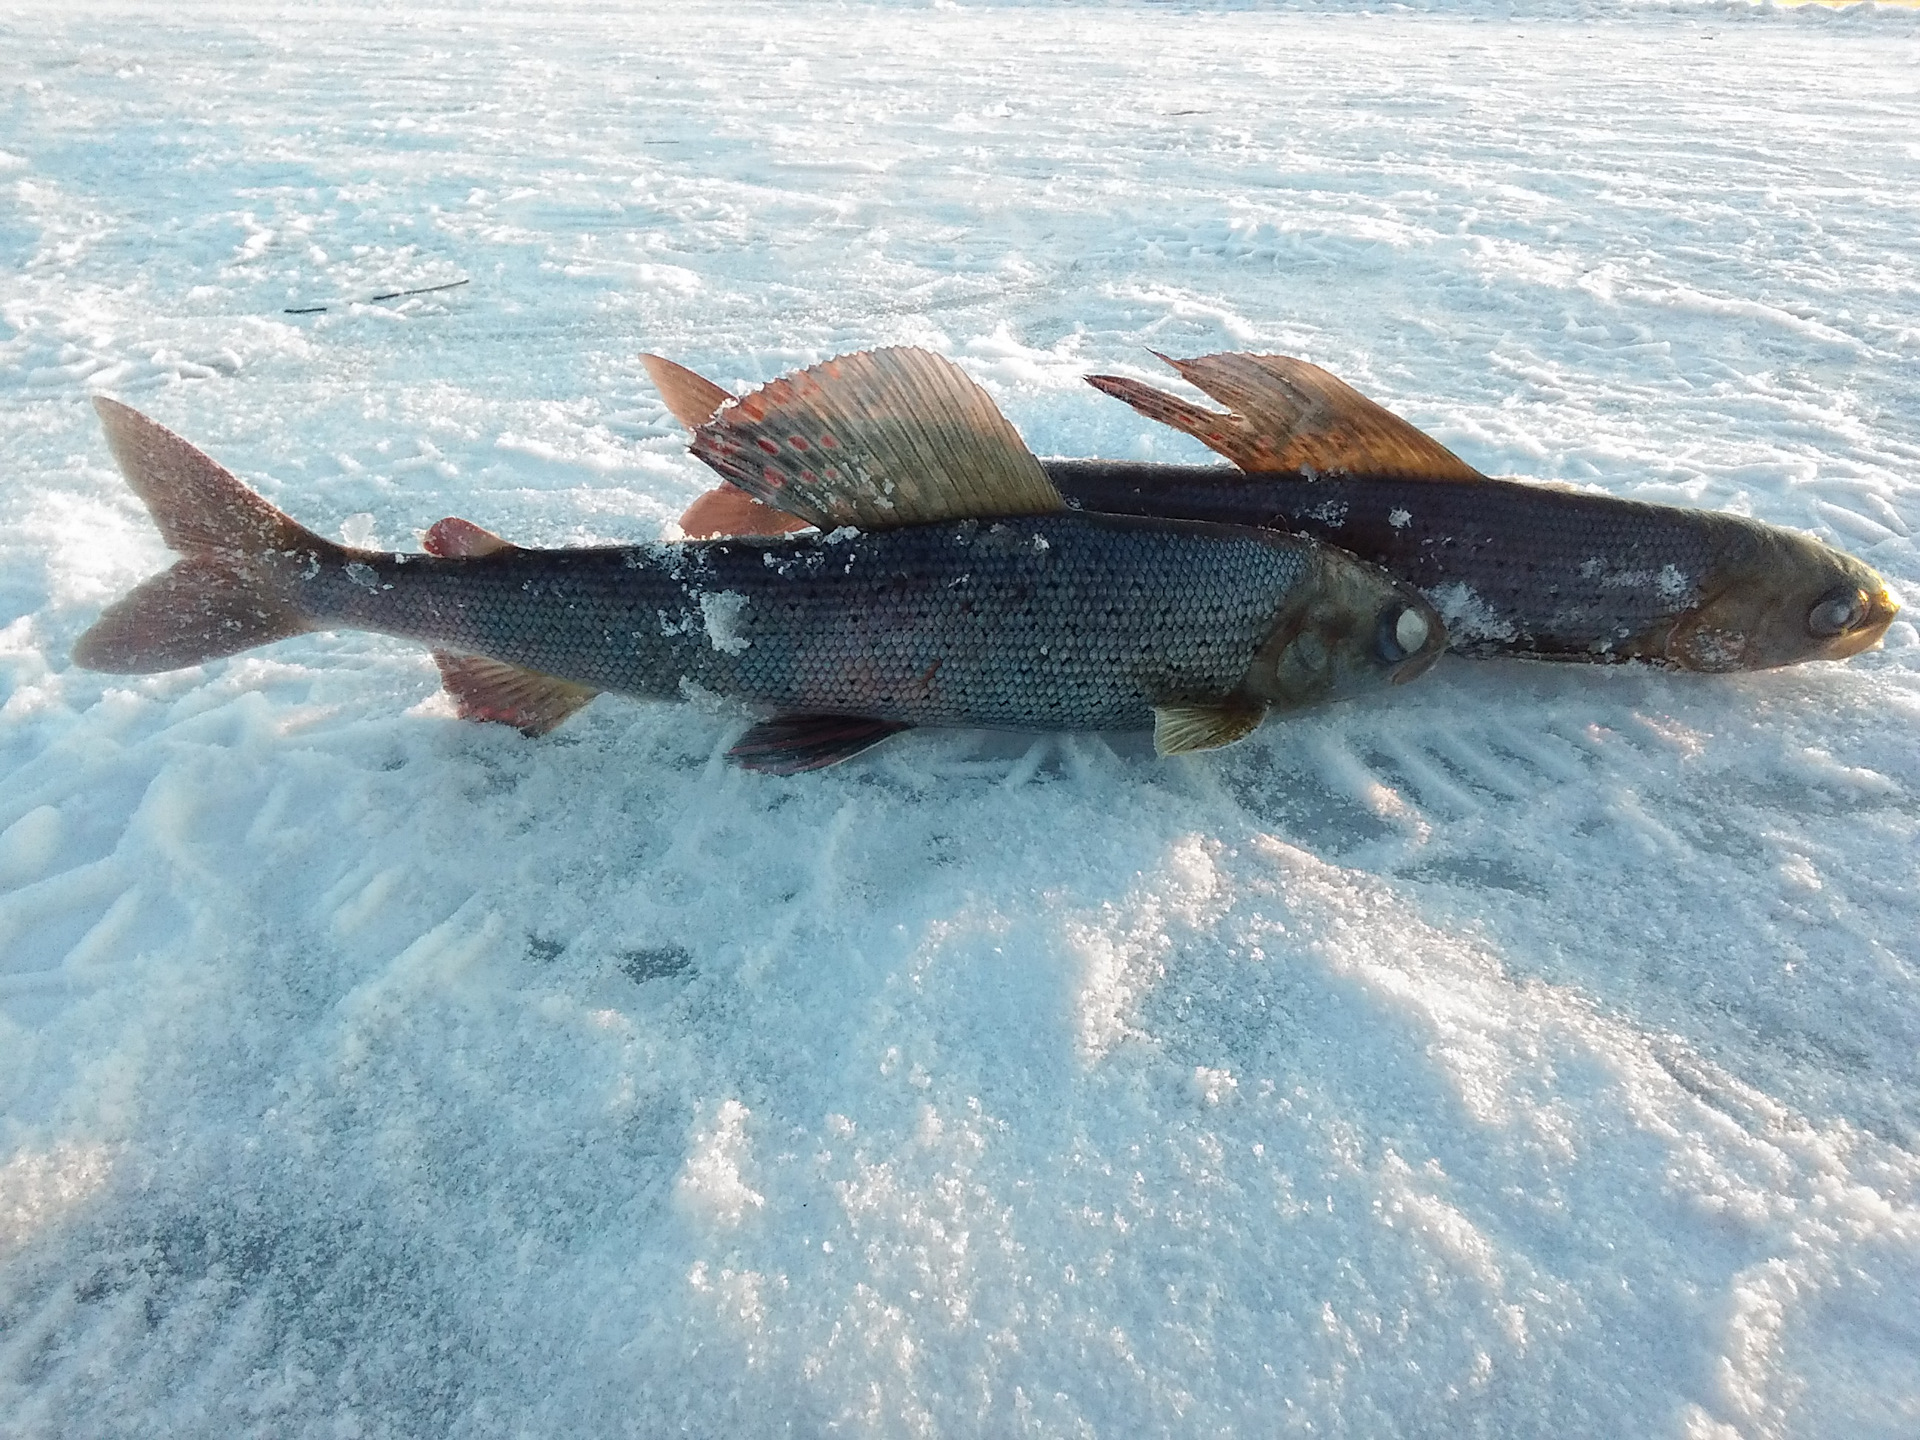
[283,278,469,315]
[371,279,470,302]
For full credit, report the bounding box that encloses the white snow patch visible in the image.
[700,590,752,654]
[1426,580,1520,643]
[0,1143,115,1256]
[677,1098,766,1230]
[0,805,64,888]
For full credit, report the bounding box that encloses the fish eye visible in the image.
[1377,605,1430,663]
[1807,586,1868,638]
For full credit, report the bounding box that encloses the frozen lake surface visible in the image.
[2,1,1918,1434]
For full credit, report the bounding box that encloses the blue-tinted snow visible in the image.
[2,2,1918,1435]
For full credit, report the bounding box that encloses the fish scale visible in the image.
[313,513,1316,733]
[1051,460,1745,659]
[1066,351,1894,673]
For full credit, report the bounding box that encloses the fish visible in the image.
[73,348,1445,773]
[653,351,1898,672]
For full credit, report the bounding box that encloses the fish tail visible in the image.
[73,398,348,673]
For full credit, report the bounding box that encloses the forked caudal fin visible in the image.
[73,398,347,673]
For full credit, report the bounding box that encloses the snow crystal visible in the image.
[1657,563,1695,603]
[1426,580,1520,644]
[700,590,752,654]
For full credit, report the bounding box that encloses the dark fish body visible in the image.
[1068,353,1897,673]
[305,513,1346,732]
[654,347,1898,675]
[74,384,1445,769]
[1046,459,1895,672]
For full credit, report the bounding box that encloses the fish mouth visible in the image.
[1389,645,1443,686]
[1822,583,1901,660]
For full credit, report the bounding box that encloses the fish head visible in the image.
[1245,544,1448,711]
[1662,521,1899,672]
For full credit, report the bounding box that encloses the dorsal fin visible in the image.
[642,356,814,538]
[1086,353,1485,481]
[423,516,519,558]
[641,354,734,431]
[689,348,1061,530]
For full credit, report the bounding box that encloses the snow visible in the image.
[699,591,753,656]
[3,1,1919,1435]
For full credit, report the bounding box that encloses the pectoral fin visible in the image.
[727,712,911,773]
[691,347,1061,531]
[1152,698,1268,756]
[432,652,598,735]
[1088,352,1484,481]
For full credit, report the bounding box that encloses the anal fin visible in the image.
[1152,698,1267,756]
[433,652,597,736]
[727,713,911,774]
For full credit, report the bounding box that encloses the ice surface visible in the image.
[2,2,1918,1436]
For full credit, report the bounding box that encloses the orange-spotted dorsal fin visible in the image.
[691,348,1060,531]
[423,516,519,558]
[641,353,735,431]
[1087,353,1485,481]
[636,355,810,537]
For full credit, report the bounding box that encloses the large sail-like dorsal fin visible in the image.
[690,348,1061,530]
[1086,352,1486,481]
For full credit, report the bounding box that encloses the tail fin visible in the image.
[74,398,345,674]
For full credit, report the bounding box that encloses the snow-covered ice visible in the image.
[3,1,1919,1435]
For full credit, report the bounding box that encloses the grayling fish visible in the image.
[656,352,1898,672]
[74,349,1444,772]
